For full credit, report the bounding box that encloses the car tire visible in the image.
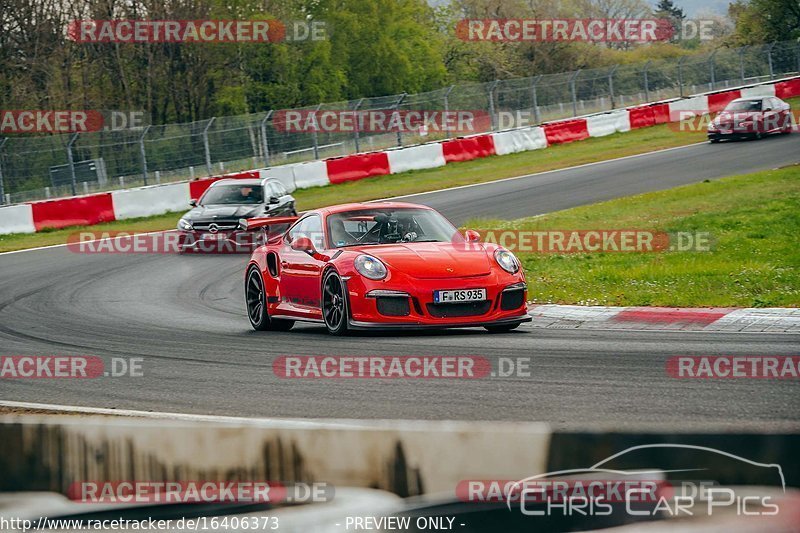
[709,138,720,144]
[246,266,293,332]
[322,270,349,336]
[484,323,521,333]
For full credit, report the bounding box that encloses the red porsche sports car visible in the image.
[244,202,531,334]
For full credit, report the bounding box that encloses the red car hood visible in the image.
[362,242,492,279]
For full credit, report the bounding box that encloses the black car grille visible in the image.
[376,297,411,317]
[192,220,240,231]
[501,289,525,310]
[426,300,492,318]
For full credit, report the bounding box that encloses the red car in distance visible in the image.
[707,96,793,142]
[244,202,531,334]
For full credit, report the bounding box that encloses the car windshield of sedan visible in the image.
[201,184,264,205]
[724,100,762,112]
[327,208,463,248]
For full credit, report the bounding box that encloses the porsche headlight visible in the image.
[178,218,193,231]
[494,248,520,274]
[354,254,388,280]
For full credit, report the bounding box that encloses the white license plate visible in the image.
[434,288,487,303]
[202,233,225,240]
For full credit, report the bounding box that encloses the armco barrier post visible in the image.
[260,111,272,167]
[0,138,6,205]
[608,65,619,109]
[796,42,800,75]
[66,133,79,197]
[311,103,322,160]
[738,48,746,82]
[393,93,407,147]
[202,117,215,176]
[139,125,150,186]
[642,61,651,102]
[487,80,499,130]
[708,51,717,91]
[531,75,542,125]
[569,69,581,117]
[767,42,776,79]
[443,86,455,137]
[353,98,364,153]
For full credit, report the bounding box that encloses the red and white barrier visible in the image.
[741,84,776,98]
[0,204,35,235]
[776,78,800,99]
[628,102,671,129]
[543,118,590,145]
[586,109,631,137]
[707,90,741,113]
[3,76,798,235]
[259,164,298,190]
[491,127,548,155]
[326,152,390,185]
[387,143,446,174]
[111,182,191,220]
[667,95,709,120]
[441,134,496,163]
[289,160,330,189]
[31,193,116,231]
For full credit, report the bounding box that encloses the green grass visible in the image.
[0,122,709,253]
[466,165,800,307]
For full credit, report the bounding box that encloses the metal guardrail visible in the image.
[1,40,798,205]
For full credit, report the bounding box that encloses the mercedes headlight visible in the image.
[354,255,388,280]
[178,218,193,231]
[494,248,520,274]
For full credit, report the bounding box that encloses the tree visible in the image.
[728,0,800,45]
[654,0,686,44]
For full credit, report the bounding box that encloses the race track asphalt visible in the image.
[1,133,798,430]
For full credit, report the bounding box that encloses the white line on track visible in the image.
[0,142,708,256]
[0,400,392,428]
[0,229,171,256]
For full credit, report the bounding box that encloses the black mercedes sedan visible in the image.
[177,178,296,252]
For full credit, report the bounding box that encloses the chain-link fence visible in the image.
[1,40,798,205]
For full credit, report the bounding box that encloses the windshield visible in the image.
[724,100,762,112]
[201,184,263,205]
[326,208,462,248]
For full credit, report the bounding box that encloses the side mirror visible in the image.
[764,107,772,112]
[269,196,280,205]
[290,236,316,255]
[189,199,198,207]
[464,229,481,243]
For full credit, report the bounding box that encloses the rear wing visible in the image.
[237,215,299,231]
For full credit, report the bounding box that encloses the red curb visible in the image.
[614,307,737,325]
